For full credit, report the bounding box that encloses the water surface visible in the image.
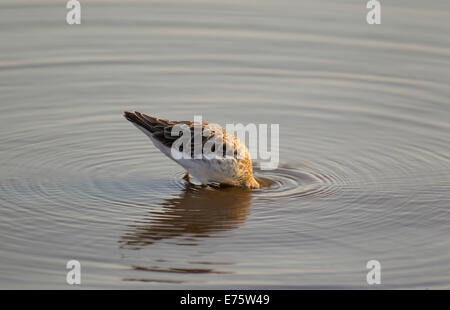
[0,0,449,288]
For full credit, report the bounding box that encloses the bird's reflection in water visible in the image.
[120,183,253,249]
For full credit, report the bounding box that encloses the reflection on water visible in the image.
[120,183,252,282]
[120,183,252,248]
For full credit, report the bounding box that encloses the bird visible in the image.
[123,111,260,189]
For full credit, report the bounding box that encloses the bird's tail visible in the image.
[123,111,182,149]
[123,111,164,134]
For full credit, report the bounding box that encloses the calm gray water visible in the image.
[0,0,449,289]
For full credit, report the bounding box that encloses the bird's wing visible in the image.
[124,111,241,157]
[124,111,240,158]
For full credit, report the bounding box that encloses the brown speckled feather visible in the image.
[124,111,237,157]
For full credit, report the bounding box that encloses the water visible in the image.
[0,0,449,289]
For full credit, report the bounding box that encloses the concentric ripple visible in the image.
[253,164,345,200]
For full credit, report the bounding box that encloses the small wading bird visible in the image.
[123,111,261,189]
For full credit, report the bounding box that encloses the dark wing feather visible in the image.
[124,111,234,157]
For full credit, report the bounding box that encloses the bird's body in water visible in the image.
[123,111,260,189]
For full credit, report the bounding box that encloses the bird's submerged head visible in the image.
[242,176,261,189]
[237,157,260,189]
